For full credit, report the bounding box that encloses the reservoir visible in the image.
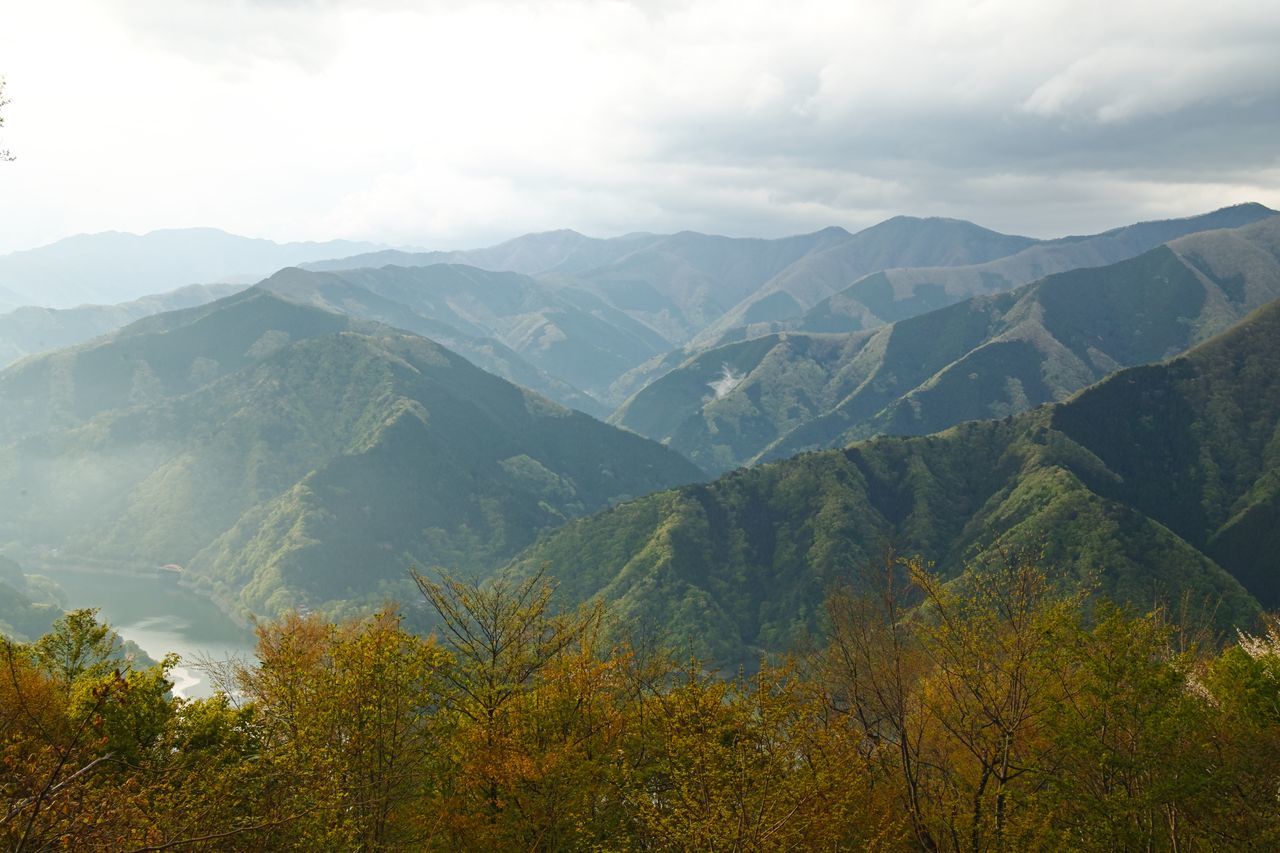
[42,567,257,699]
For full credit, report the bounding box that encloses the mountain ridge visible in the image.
[610,215,1280,474]
[508,297,1280,665]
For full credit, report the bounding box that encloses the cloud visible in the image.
[0,0,1276,254]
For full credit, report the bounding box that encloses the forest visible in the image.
[4,552,1278,851]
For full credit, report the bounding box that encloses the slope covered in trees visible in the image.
[613,215,1280,474]
[0,556,61,642]
[513,298,1280,665]
[0,290,701,619]
[0,283,244,369]
[4,563,1278,850]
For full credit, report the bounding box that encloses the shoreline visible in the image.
[19,554,258,633]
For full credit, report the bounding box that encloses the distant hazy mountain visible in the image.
[306,227,856,349]
[510,298,1280,665]
[691,216,1038,345]
[258,264,670,405]
[0,285,25,314]
[611,204,1278,403]
[0,228,384,307]
[255,267,609,416]
[306,220,1038,404]
[303,228,661,278]
[612,215,1280,474]
[554,227,858,345]
[0,283,244,368]
[0,290,702,619]
[796,202,1277,334]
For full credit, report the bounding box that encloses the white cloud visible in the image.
[0,0,1276,255]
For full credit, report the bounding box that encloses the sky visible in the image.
[0,0,1277,255]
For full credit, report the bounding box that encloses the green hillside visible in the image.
[306,226,854,354]
[257,263,670,403]
[0,555,62,642]
[613,216,1280,474]
[256,267,609,416]
[0,293,702,619]
[0,283,243,368]
[511,299,1280,665]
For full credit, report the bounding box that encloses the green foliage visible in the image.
[513,300,1280,666]
[617,217,1280,474]
[5,558,1279,849]
[0,292,702,620]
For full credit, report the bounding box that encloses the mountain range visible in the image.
[1,206,1268,417]
[612,215,1280,474]
[609,203,1277,401]
[0,283,244,368]
[0,228,383,309]
[508,297,1280,665]
[2,205,1277,654]
[0,289,700,618]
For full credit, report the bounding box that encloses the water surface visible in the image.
[42,567,256,699]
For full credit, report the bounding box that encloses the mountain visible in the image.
[258,264,670,403]
[255,267,610,416]
[0,555,60,642]
[0,283,244,368]
[303,220,1035,405]
[302,228,661,278]
[307,227,856,352]
[691,216,1038,345]
[0,290,702,619]
[0,228,384,308]
[555,227,857,346]
[509,298,1280,665]
[795,202,1277,335]
[0,285,25,314]
[612,215,1280,474]
[612,205,1278,404]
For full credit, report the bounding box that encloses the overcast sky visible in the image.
[0,0,1277,254]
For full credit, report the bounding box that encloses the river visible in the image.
[42,567,257,699]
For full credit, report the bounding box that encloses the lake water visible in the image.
[42,568,257,699]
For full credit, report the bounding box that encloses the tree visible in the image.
[823,548,935,850]
[412,567,604,845]
[31,608,122,690]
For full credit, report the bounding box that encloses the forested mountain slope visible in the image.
[692,216,1037,344]
[256,267,611,415]
[793,202,1277,334]
[511,299,1280,665]
[0,292,701,618]
[613,216,1280,474]
[611,204,1276,401]
[0,283,243,368]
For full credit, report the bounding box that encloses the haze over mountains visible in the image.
[0,288,699,619]
[0,283,244,368]
[0,202,1277,653]
[2,204,1269,411]
[615,215,1280,473]
[0,228,383,309]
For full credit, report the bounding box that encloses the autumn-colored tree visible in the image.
[620,657,881,850]
[413,567,610,847]
[824,548,934,849]
[229,608,449,849]
[909,550,1081,851]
